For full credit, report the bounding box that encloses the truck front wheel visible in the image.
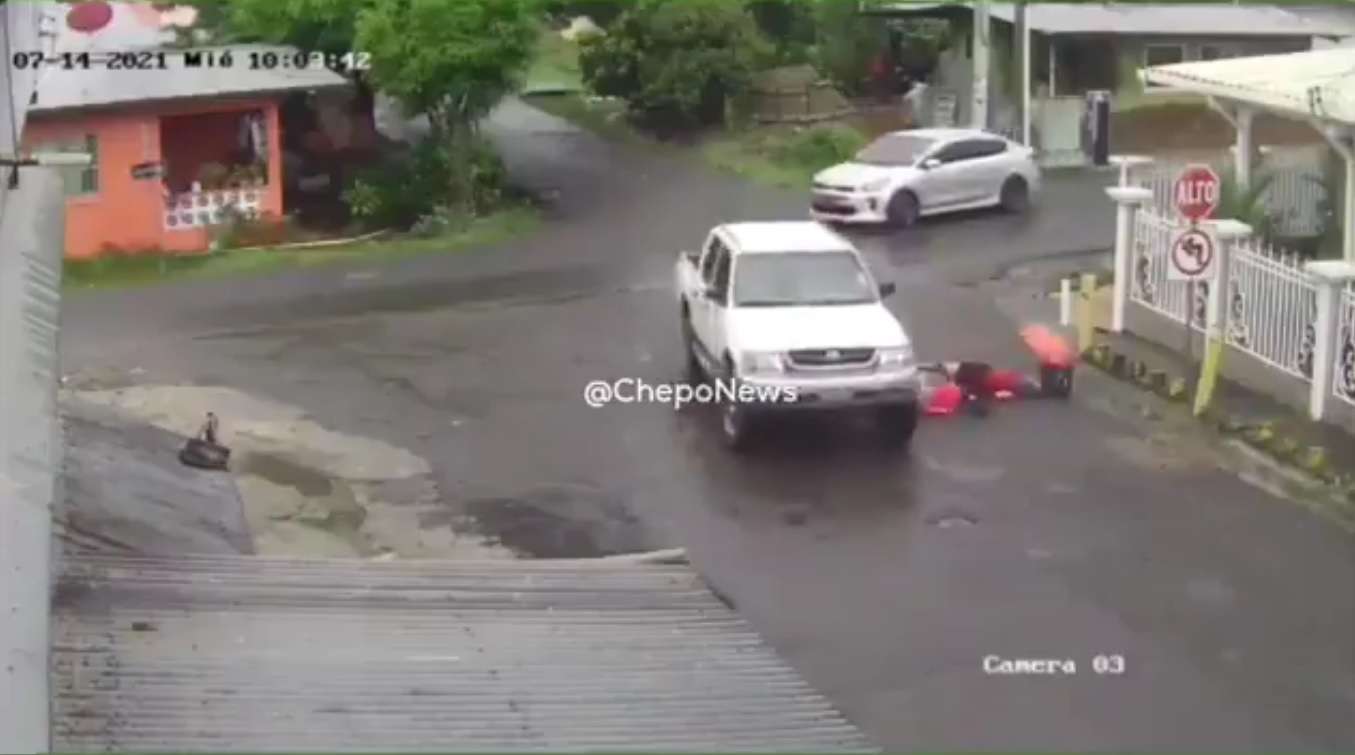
[681,310,705,383]
[877,403,919,450]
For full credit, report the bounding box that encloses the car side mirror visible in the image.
[879,281,897,298]
[920,158,941,170]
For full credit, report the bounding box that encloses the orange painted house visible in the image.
[22,44,349,259]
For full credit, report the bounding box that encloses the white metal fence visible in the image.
[1129,153,1328,238]
[1130,208,1319,382]
[1334,285,1355,408]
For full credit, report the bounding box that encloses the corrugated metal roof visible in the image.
[31,45,350,114]
[1142,47,1355,125]
[874,2,1338,37]
[52,553,877,752]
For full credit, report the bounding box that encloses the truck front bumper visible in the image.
[739,369,920,411]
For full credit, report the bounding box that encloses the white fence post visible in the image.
[1303,261,1355,420]
[1105,186,1154,333]
[1206,220,1252,338]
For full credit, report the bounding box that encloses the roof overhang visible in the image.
[1141,47,1355,127]
[868,2,1344,37]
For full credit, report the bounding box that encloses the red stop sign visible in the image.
[1173,164,1220,222]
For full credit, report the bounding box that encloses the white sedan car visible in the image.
[810,127,1041,227]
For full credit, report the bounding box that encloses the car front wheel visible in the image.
[886,191,920,228]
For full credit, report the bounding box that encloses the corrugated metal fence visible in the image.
[0,3,63,752]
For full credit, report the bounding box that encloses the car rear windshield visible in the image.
[855,134,935,166]
[733,252,877,307]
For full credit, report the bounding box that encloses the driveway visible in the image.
[60,99,1355,752]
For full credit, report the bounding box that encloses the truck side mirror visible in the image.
[879,281,897,298]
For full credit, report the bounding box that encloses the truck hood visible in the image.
[814,162,918,189]
[727,303,909,352]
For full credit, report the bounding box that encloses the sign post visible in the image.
[1170,163,1222,412]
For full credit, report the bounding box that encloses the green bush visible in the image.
[579,0,768,131]
[345,138,508,230]
[771,125,865,169]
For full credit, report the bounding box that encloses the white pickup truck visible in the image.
[675,221,922,450]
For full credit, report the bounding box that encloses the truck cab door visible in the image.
[702,247,734,373]
[689,234,728,368]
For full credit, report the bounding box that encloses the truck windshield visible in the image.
[855,134,935,166]
[733,252,877,307]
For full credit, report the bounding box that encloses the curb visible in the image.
[1083,337,1355,516]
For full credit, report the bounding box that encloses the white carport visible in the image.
[1141,47,1355,261]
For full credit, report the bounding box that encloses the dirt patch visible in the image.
[1113,103,1322,154]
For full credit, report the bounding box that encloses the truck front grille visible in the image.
[788,348,876,368]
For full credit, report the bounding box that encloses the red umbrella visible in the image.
[66,2,114,33]
[1021,324,1075,368]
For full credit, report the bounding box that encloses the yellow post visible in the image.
[1194,325,1224,416]
[1077,272,1097,353]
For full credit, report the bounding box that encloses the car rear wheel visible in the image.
[886,191,920,228]
[1000,176,1030,213]
[877,403,919,450]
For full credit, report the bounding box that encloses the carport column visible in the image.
[971,0,990,130]
[1315,124,1354,261]
[1105,186,1154,333]
[1234,106,1254,190]
[1303,261,1355,421]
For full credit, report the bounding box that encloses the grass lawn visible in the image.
[524,27,583,94]
[64,206,541,291]
[701,124,867,189]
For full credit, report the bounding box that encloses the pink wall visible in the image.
[23,97,286,259]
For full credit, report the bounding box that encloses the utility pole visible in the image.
[972,0,990,130]
[1015,0,1030,144]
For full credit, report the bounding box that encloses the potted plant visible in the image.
[198,162,229,190]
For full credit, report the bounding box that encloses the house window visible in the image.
[39,135,98,196]
[1200,45,1228,61]
[1144,44,1185,67]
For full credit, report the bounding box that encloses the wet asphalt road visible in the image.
[61,100,1355,752]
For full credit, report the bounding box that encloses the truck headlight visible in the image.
[861,177,889,193]
[877,346,915,371]
[740,351,786,375]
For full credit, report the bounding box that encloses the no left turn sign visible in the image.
[1169,226,1217,281]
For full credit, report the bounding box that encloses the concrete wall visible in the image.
[0,3,65,752]
[1126,302,1355,433]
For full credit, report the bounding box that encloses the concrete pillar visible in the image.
[972,0,990,130]
[1304,260,1355,421]
[1106,186,1154,333]
[1015,0,1030,144]
[1346,152,1355,262]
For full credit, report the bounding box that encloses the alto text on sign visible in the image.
[1168,226,1217,281]
[1173,164,1220,223]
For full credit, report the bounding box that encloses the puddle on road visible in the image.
[455,484,652,559]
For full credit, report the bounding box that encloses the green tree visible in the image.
[356,0,538,217]
[213,0,369,53]
[811,0,887,97]
[579,0,767,131]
